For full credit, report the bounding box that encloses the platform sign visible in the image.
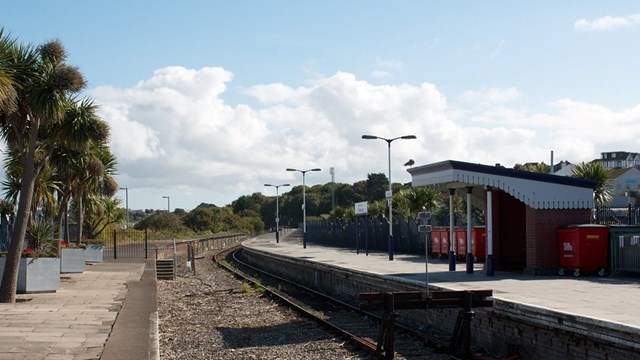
[355,201,368,215]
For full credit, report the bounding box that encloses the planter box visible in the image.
[60,248,86,273]
[84,244,104,263]
[0,257,60,293]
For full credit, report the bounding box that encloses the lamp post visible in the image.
[162,195,170,213]
[286,168,322,249]
[264,183,290,243]
[362,134,417,261]
[119,187,128,229]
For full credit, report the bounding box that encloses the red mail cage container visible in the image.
[454,227,487,261]
[472,227,486,261]
[557,224,608,277]
[455,228,467,259]
[431,228,450,259]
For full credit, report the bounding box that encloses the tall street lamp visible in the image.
[162,195,170,213]
[264,183,290,243]
[119,187,128,229]
[362,134,417,260]
[286,168,322,249]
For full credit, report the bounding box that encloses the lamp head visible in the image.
[401,135,417,140]
[361,135,378,140]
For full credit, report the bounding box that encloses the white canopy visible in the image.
[408,160,594,210]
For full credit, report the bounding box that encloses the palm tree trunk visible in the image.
[76,194,83,244]
[0,152,38,303]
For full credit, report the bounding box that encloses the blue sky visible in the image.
[2,1,640,211]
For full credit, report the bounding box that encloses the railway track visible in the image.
[213,245,455,360]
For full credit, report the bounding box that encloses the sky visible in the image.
[2,1,640,211]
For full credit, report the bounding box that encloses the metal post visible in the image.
[361,134,416,261]
[276,187,280,242]
[449,188,456,271]
[387,140,394,261]
[286,168,321,249]
[628,191,632,225]
[486,186,494,276]
[162,195,170,212]
[303,173,307,248]
[265,183,290,243]
[466,186,474,274]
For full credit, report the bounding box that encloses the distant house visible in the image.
[551,160,574,176]
[608,166,640,207]
[525,152,640,207]
[589,152,640,207]
[594,151,640,169]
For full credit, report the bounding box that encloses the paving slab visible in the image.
[0,260,146,360]
[245,233,640,330]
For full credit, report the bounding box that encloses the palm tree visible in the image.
[84,197,125,240]
[571,161,613,206]
[70,143,118,244]
[0,38,86,303]
[48,98,111,242]
[400,187,445,219]
[0,29,17,115]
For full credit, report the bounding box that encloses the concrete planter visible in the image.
[84,244,104,263]
[0,257,61,293]
[60,248,86,273]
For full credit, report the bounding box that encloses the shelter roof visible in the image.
[407,160,595,210]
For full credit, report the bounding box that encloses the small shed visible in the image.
[407,160,595,275]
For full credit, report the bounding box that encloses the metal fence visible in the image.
[307,218,427,256]
[609,226,640,275]
[594,206,640,225]
[154,233,247,262]
[103,229,149,259]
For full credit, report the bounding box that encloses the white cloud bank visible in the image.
[91,66,640,210]
[575,13,640,31]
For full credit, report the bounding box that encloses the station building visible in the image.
[407,160,596,275]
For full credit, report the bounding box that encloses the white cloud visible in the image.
[371,70,391,78]
[458,87,521,104]
[91,67,640,210]
[574,14,640,31]
[375,57,403,69]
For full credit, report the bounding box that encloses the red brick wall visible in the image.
[525,208,591,274]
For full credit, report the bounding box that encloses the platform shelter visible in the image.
[407,160,595,275]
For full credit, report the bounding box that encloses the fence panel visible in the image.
[611,234,640,274]
[103,229,148,259]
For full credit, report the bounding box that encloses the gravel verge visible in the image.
[157,252,376,359]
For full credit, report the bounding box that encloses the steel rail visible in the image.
[212,245,451,359]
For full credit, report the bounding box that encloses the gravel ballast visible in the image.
[157,253,376,359]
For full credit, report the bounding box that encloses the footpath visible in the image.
[0,259,156,360]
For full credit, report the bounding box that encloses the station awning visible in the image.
[407,160,595,210]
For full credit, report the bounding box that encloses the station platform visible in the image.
[244,233,640,330]
[0,259,155,360]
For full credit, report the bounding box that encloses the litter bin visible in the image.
[557,224,608,277]
[472,227,486,261]
[431,228,449,259]
[455,228,467,260]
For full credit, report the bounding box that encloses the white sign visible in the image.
[355,201,368,215]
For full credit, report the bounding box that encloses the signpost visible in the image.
[355,202,369,255]
[418,211,432,292]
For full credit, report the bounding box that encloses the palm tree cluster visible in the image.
[0,30,118,302]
